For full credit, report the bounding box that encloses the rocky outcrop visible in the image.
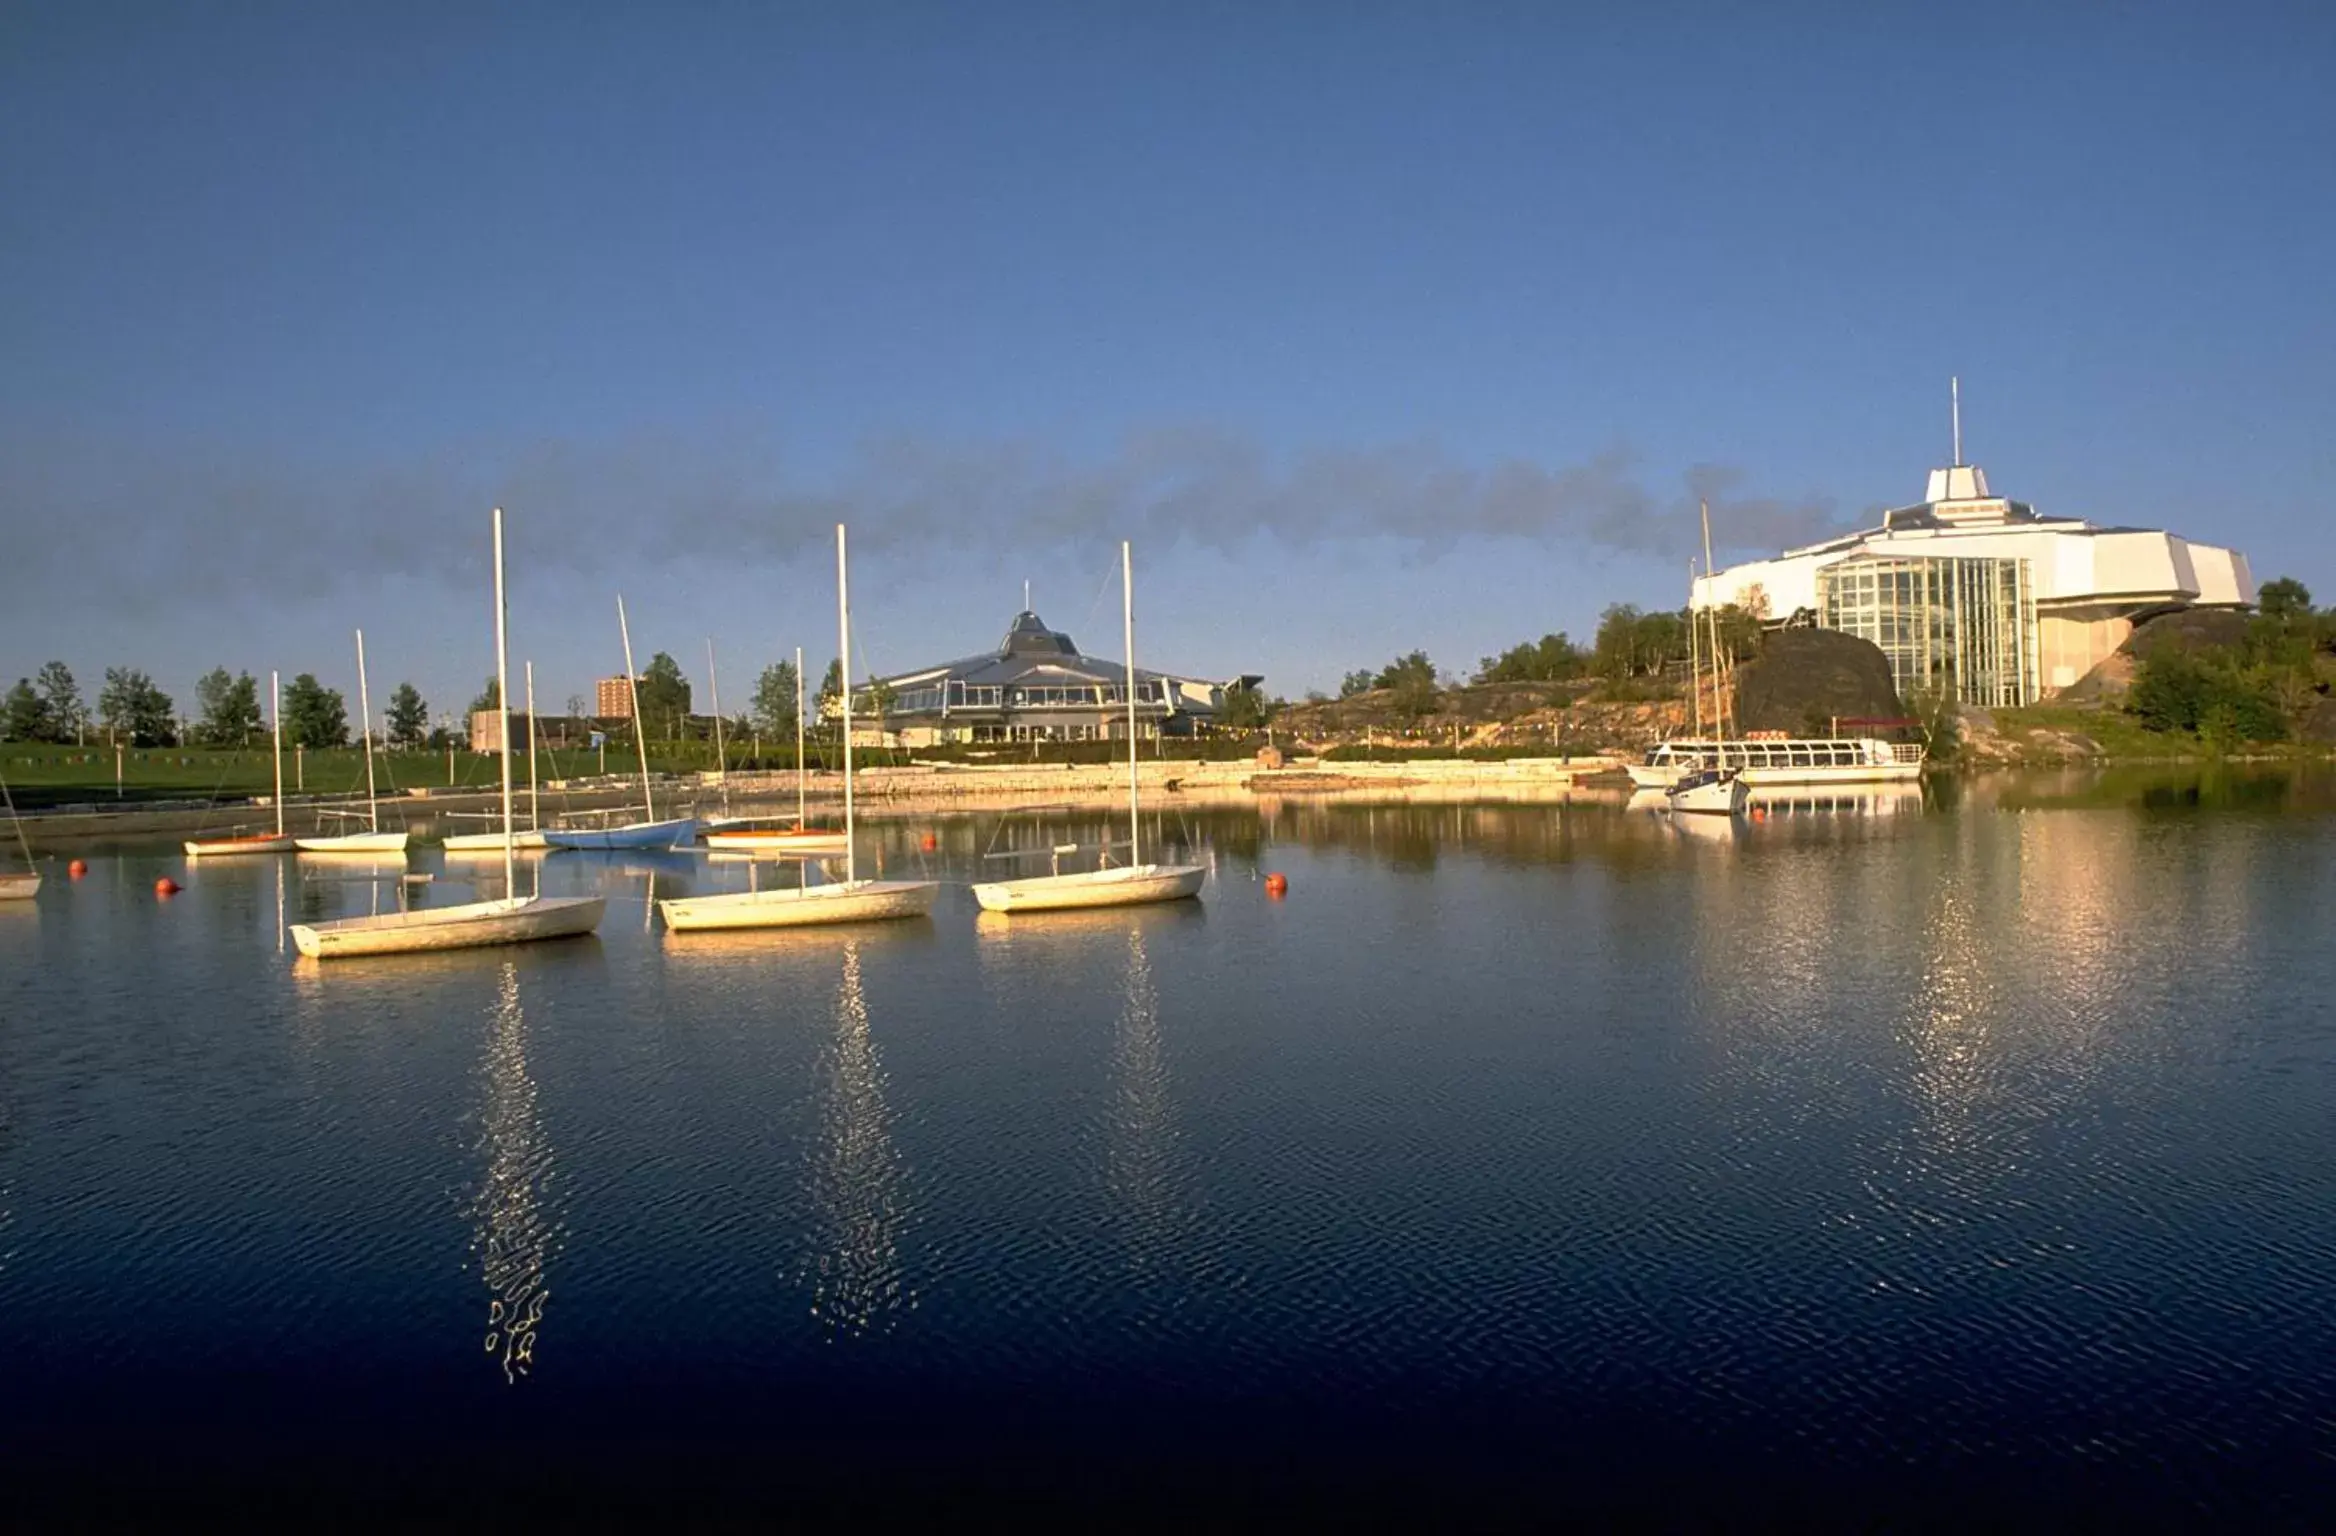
[1732,628,1904,736]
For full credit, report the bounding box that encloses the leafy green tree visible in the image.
[1475,633,1584,684]
[1592,604,1645,679]
[1338,669,1376,699]
[385,682,430,749]
[1217,684,1276,730]
[815,658,843,735]
[282,673,349,748]
[3,678,54,742]
[750,659,801,737]
[1372,651,1439,719]
[636,652,692,739]
[467,676,501,716]
[2257,576,2313,622]
[34,661,84,741]
[193,667,264,746]
[2128,649,2286,743]
[97,667,177,746]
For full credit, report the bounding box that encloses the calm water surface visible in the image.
[4,775,2333,1520]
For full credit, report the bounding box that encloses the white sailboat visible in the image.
[296,631,411,854]
[0,761,38,900]
[702,644,850,856]
[186,670,297,855]
[541,597,696,850]
[659,525,938,932]
[971,542,1206,914]
[445,660,551,850]
[290,509,606,959]
[1667,503,1749,819]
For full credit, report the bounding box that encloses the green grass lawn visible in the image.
[0,743,646,810]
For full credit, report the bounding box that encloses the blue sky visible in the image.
[4,2,2330,723]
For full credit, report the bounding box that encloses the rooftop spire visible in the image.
[1951,375,1963,467]
[1024,578,1031,612]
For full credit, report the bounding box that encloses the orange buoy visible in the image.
[920,833,938,852]
[68,859,89,879]
[154,877,180,897]
[1264,872,1289,897]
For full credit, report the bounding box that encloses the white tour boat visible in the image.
[1626,736,1925,790]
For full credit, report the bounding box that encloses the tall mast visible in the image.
[795,644,806,827]
[837,525,855,884]
[1687,561,1705,738]
[493,509,516,897]
[706,638,727,795]
[617,595,654,820]
[1122,540,1140,866]
[524,659,539,833]
[354,628,378,831]
[270,669,284,836]
[1699,499,1727,743]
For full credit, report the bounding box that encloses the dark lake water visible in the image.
[5,773,2334,1522]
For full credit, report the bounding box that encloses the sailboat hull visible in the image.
[290,894,606,959]
[542,818,698,851]
[295,831,412,853]
[1668,776,1751,816]
[660,878,938,932]
[972,863,1205,914]
[185,834,296,856]
[701,829,849,855]
[443,829,550,851]
[0,872,39,901]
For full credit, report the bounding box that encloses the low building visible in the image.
[468,709,531,754]
[847,607,1261,747]
[595,676,636,719]
[1693,402,2254,705]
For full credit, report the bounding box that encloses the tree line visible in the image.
[2128,577,2334,746]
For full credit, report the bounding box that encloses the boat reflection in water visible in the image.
[799,939,914,1338]
[471,961,559,1383]
[1107,923,1185,1279]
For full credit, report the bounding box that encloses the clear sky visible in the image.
[4,2,2330,725]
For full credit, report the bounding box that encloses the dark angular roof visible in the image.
[874,610,1181,691]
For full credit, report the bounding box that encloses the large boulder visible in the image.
[1733,628,1905,736]
[2125,608,2253,658]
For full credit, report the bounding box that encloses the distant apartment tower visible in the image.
[596,675,637,719]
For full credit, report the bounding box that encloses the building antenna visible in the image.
[1951,375,1963,467]
[1024,579,1031,613]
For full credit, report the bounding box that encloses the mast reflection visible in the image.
[471,960,559,1383]
[800,939,914,1338]
[1107,925,1182,1274]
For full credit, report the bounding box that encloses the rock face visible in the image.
[1732,628,1905,736]
[2063,608,2255,701]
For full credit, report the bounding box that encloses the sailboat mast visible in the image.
[524,660,539,832]
[837,525,856,884]
[794,644,806,827]
[270,669,284,836]
[1687,561,1705,739]
[1699,499,1727,743]
[1122,539,1140,867]
[706,638,727,791]
[354,629,378,831]
[493,509,516,897]
[617,595,655,820]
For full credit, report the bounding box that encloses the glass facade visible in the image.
[1818,555,2037,707]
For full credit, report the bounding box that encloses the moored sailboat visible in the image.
[659,525,938,932]
[970,542,1206,915]
[187,670,297,856]
[0,762,38,900]
[446,660,551,850]
[541,597,696,851]
[296,631,411,854]
[289,509,605,959]
[1665,503,1750,821]
[701,644,850,855]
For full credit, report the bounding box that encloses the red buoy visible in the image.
[154,877,180,897]
[920,833,938,852]
[1264,872,1289,897]
[68,859,89,879]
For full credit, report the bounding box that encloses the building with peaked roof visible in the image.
[847,608,1262,747]
[1692,386,2256,706]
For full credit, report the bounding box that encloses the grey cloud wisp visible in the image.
[1,426,1854,601]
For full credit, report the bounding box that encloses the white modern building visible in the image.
[1692,396,2255,705]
